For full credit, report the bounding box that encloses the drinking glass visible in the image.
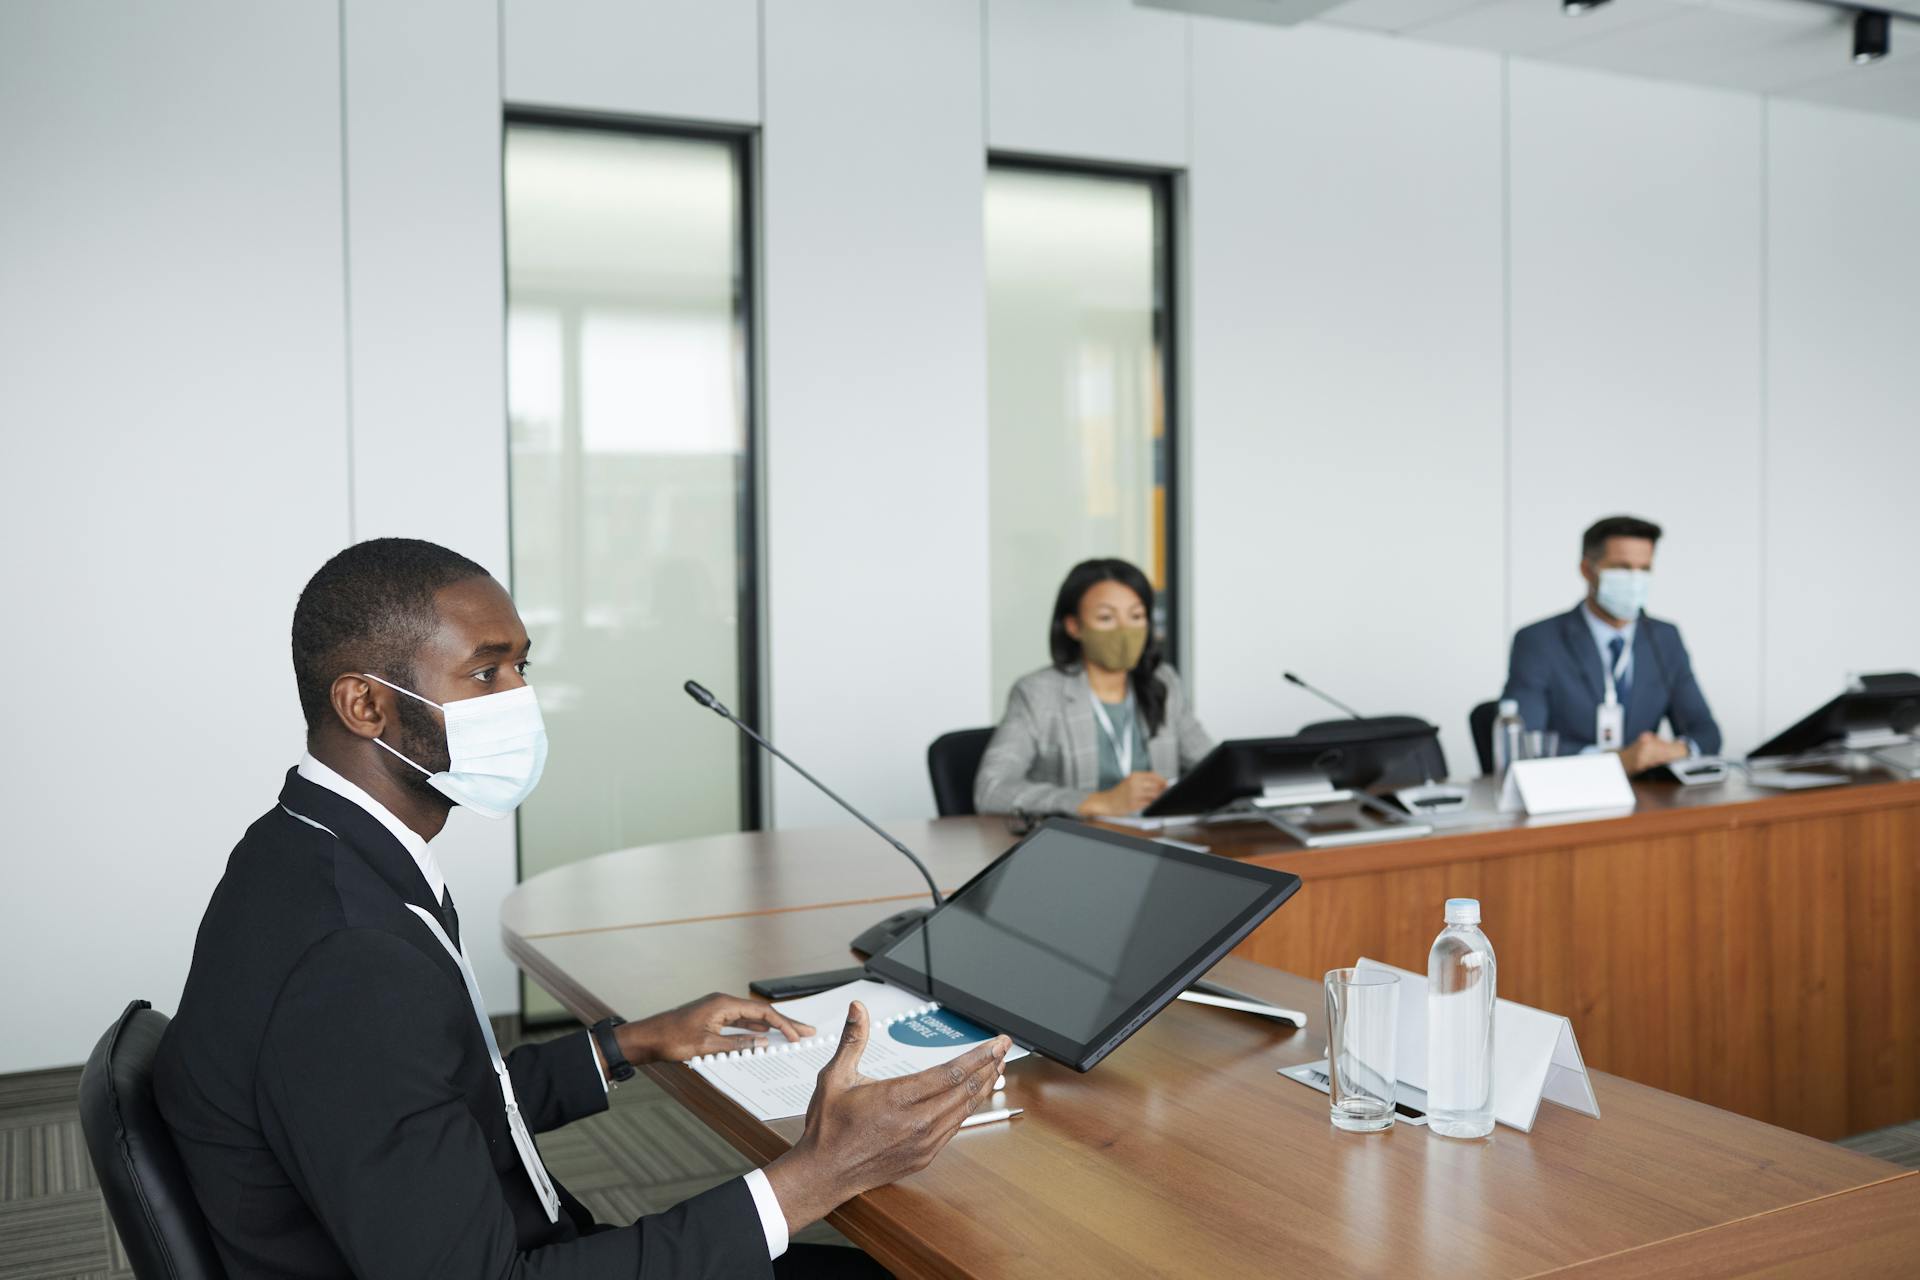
[1324,967,1399,1132]
[1523,729,1560,760]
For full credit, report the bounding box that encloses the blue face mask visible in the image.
[361,674,548,819]
[1595,568,1650,621]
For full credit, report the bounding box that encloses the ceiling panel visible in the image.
[1548,3,1855,92]
[1318,0,1491,31]
[1307,0,1920,119]
[1397,0,1692,55]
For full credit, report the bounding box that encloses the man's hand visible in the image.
[761,1000,1011,1233]
[614,992,816,1067]
[1618,732,1689,776]
[1079,771,1169,817]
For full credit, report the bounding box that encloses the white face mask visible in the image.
[1595,567,1651,621]
[361,673,548,819]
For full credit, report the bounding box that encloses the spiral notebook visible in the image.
[685,978,1028,1122]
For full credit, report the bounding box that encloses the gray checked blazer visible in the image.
[974,663,1214,817]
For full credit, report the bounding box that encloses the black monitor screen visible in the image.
[865,820,1298,1071]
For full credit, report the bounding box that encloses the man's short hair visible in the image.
[291,538,490,735]
[1581,515,1663,561]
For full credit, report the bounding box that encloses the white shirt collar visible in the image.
[296,751,447,903]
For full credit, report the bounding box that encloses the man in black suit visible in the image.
[154,538,1008,1278]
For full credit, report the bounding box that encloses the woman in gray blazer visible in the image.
[975,558,1214,818]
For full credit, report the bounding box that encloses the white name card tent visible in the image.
[1355,957,1600,1133]
[1498,753,1635,817]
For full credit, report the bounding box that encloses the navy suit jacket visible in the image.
[1501,604,1722,757]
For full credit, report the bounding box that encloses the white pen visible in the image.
[960,1107,1023,1129]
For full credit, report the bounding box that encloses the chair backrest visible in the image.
[79,1000,228,1280]
[927,727,995,817]
[1469,700,1500,777]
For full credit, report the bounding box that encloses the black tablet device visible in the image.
[863,819,1301,1072]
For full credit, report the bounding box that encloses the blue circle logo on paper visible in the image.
[887,1008,994,1048]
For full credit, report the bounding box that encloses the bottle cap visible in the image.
[1444,897,1480,925]
[1498,699,1519,716]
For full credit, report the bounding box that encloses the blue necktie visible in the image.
[1608,636,1632,710]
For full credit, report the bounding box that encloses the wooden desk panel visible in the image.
[1202,778,1920,1139]
[1535,1172,1920,1279]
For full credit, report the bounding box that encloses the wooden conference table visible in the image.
[501,771,1920,1278]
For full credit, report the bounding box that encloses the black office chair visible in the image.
[80,1000,227,1280]
[927,727,995,817]
[1469,700,1499,777]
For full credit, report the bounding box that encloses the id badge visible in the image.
[506,1100,561,1223]
[1595,701,1625,751]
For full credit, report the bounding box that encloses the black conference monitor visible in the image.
[1142,716,1443,819]
[1748,672,1920,761]
[865,819,1301,1072]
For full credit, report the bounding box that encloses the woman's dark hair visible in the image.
[1048,558,1168,735]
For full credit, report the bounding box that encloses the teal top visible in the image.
[1094,696,1152,790]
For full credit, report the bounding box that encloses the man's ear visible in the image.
[328,674,388,741]
[1578,559,1597,589]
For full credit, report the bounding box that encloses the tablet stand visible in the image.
[1211,780,1433,849]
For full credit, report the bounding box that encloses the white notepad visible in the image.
[686,978,1029,1122]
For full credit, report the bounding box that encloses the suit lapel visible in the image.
[1560,606,1607,704]
[277,769,462,987]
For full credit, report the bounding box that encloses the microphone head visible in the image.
[683,679,719,710]
[1283,672,1306,687]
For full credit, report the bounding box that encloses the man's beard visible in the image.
[388,691,452,799]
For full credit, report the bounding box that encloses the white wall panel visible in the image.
[987,0,1189,167]
[762,0,991,826]
[342,0,520,1010]
[1507,62,1764,756]
[1189,22,1506,777]
[1763,100,1920,740]
[0,1,350,1071]
[504,0,759,124]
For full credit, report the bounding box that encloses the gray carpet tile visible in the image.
[0,1188,112,1280]
[1837,1119,1920,1170]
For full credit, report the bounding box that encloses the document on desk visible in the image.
[686,978,1028,1122]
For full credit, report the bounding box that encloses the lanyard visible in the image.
[1089,690,1135,777]
[281,806,561,1223]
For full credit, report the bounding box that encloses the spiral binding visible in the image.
[688,1001,940,1064]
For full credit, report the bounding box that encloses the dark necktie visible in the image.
[1608,636,1633,711]
[439,886,461,952]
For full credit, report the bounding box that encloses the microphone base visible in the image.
[849,906,932,958]
[747,906,934,1000]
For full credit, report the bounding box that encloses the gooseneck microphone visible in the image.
[684,680,944,958]
[1283,671,1365,720]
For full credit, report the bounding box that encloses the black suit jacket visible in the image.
[153,768,771,1279]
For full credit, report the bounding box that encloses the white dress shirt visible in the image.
[292,753,788,1258]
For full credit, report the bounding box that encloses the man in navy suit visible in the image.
[1503,515,1722,774]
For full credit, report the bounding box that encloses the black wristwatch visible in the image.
[591,1017,636,1085]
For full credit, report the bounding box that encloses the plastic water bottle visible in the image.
[1427,897,1496,1139]
[1491,699,1524,784]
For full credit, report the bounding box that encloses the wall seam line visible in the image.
[336,0,357,542]
[1757,97,1770,746]
[1500,55,1513,649]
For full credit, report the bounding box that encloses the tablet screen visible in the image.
[866,820,1299,1070]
